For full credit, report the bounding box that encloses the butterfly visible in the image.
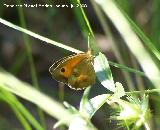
[49,50,96,90]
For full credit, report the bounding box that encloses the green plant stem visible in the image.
[0,70,98,130]
[0,18,82,54]
[118,3,160,62]
[0,18,151,78]
[16,0,46,128]
[90,0,135,91]
[130,55,145,91]
[0,92,32,130]
[94,0,160,88]
[1,88,44,130]
[108,61,145,77]
[76,1,94,37]
[0,72,72,125]
[74,0,99,54]
[144,122,151,130]
[70,0,90,41]
[125,89,160,95]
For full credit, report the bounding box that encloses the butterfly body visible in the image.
[49,51,95,90]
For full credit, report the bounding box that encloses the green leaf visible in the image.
[113,82,126,99]
[68,115,97,130]
[53,120,66,129]
[94,52,115,92]
[63,101,78,114]
[79,87,91,115]
[82,94,111,118]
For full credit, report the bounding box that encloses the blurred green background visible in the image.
[0,0,160,130]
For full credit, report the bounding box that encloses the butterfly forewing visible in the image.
[49,51,95,90]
